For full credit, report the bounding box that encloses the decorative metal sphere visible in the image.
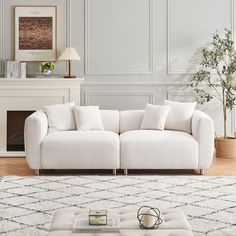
[137,206,162,229]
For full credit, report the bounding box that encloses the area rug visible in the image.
[0,176,235,236]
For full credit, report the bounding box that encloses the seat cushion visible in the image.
[41,131,119,169]
[120,130,198,169]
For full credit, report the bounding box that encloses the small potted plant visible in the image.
[40,62,55,76]
[190,28,236,159]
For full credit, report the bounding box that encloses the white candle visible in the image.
[142,210,156,228]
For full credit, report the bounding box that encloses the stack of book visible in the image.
[5,61,26,79]
[72,216,120,233]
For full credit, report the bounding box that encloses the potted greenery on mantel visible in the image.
[190,29,236,159]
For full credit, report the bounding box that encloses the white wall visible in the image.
[0,0,235,135]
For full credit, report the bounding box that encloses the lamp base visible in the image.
[64,75,76,79]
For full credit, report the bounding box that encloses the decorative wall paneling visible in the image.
[70,0,84,76]
[167,0,234,74]
[81,82,187,110]
[85,0,153,75]
[0,0,4,74]
[84,91,154,110]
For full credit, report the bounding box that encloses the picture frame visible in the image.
[15,6,57,61]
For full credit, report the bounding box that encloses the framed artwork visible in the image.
[15,6,57,61]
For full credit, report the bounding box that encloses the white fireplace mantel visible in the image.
[0,78,84,157]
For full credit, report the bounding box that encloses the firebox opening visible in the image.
[7,111,35,151]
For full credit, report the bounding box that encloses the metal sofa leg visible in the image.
[199,169,205,175]
[124,169,128,175]
[35,169,40,176]
[113,169,117,175]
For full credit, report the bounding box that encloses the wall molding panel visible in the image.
[0,0,4,75]
[85,0,154,75]
[84,90,154,109]
[82,81,187,86]
[167,0,235,75]
[167,91,195,101]
[66,0,72,47]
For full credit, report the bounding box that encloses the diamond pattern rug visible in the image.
[0,176,235,236]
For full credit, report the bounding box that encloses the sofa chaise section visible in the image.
[120,110,214,175]
[120,130,198,169]
[25,110,120,173]
[41,130,119,169]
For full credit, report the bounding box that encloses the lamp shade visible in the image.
[58,47,81,61]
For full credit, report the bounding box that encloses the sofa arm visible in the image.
[24,111,48,170]
[192,110,214,169]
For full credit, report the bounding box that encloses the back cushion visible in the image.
[164,100,196,133]
[43,102,76,133]
[120,110,144,133]
[100,110,119,133]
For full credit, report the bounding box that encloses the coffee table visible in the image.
[49,208,193,235]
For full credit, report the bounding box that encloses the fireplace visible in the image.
[0,78,82,156]
[7,111,35,151]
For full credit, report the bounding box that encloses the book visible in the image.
[11,61,19,78]
[20,63,26,79]
[89,210,107,225]
[5,61,11,78]
[72,216,120,233]
[5,61,23,78]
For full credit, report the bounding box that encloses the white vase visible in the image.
[42,70,52,76]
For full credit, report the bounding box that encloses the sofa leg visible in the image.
[199,169,205,175]
[113,169,116,175]
[35,169,40,176]
[124,169,128,175]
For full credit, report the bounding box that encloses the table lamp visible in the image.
[58,47,80,78]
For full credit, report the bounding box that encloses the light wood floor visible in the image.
[0,157,235,176]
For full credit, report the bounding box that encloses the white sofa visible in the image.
[24,109,214,175]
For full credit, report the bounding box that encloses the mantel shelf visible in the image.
[0,77,84,80]
[0,78,84,89]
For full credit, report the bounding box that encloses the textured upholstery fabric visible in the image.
[41,131,119,169]
[100,110,119,134]
[120,130,198,169]
[164,100,196,133]
[120,110,144,133]
[140,104,170,130]
[49,230,193,236]
[73,106,104,130]
[49,208,193,236]
[192,110,215,169]
[48,230,193,236]
[24,109,214,172]
[43,102,76,132]
[24,111,48,169]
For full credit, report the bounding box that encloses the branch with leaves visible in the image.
[190,29,236,139]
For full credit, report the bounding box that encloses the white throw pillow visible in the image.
[140,104,170,130]
[43,102,76,133]
[164,100,196,133]
[73,106,104,130]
